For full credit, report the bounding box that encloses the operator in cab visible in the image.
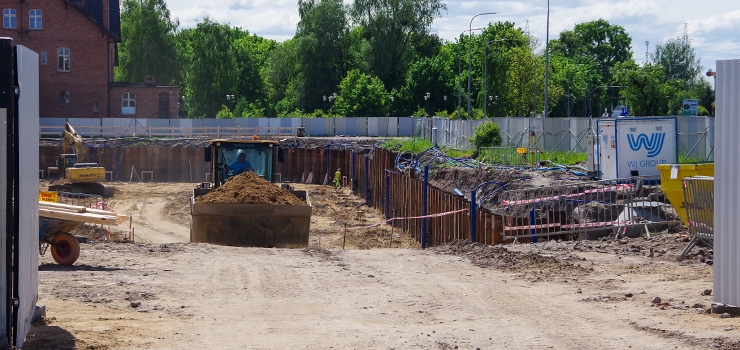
[230,151,253,175]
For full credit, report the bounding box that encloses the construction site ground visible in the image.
[25,180,738,349]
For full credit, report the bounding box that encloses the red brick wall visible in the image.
[0,0,115,118]
[109,86,180,119]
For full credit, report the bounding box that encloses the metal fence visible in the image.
[52,191,113,241]
[41,116,714,162]
[680,177,714,257]
[494,176,681,242]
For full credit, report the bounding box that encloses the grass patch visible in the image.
[677,153,712,164]
[545,151,587,166]
[380,138,434,154]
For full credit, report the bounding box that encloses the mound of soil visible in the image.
[195,172,307,205]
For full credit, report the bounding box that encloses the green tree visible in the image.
[551,19,632,68]
[469,121,502,150]
[398,54,455,117]
[296,0,353,113]
[351,0,446,90]
[332,69,390,117]
[263,39,302,117]
[116,0,180,84]
[613,61,682,116]
[652,38,701,84]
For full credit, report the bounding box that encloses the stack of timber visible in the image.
[39,201,128,226]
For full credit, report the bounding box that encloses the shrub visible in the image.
[468,121,502,150]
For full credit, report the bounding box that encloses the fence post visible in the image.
[385,173,389,220]
[470,190,476,243]
[365,156,370,206]
[422,163,429,249]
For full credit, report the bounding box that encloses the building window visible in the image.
[40,51,46,65]
[57,48,70,72]
[122,93,136,115]
[3,9,16,29]
[93,102,99,114]
[60,91,70,106]
[29,10,41,29]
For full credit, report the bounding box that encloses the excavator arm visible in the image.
[62,122,86,163]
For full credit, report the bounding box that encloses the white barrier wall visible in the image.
[714,59,740,307]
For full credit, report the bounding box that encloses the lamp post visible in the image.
[323,95,327,113]
[544,0,550,118]
[488,95,498,119]
[424,92,431,117]
[458,28,484,120]
[484,38,508,120]
[390,96,395,117]
[468,13,498,119]
[443,95,447,114]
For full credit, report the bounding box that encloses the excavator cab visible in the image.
[207,139,278,188]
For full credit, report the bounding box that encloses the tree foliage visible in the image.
[652,38,701,84]
[116,6,713,119]
[351,0,446,90]
[116,0,179,84]
[332,69,389,118]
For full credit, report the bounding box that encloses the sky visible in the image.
[164,0,740,76]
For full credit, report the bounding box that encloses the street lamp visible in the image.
[458,28,484,120]
[390,96,395,117]
[443,95,447,114]
[544,0,551,118]
[488,95,498,119]
[484,39,508,120]
[468,13,498,119]
[424,92,431,117]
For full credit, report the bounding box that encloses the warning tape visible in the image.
[504,220,635,231]
[687,220,713,232]
[340,208,469,232]
[502,184,633,206]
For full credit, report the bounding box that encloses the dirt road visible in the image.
[25,182,738,349]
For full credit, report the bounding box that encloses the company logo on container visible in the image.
[627,133,665,157]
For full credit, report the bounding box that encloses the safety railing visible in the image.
[494,176,681,242]
[50,191,111,240]
[680,177,714,257]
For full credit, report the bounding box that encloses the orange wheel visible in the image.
[51,233,80,265]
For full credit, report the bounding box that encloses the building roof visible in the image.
[64,0,121,42]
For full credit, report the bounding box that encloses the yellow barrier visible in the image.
[657,163,714,226]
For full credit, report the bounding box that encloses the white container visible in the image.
[596,117,677,179]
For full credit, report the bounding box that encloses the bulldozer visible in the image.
[190,139,311,248]
[48,122,114,197]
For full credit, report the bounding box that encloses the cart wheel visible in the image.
[51,233,80,265]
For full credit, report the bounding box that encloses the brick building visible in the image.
[0,0,178,119]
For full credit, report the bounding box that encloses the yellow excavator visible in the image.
[48,122,114,197]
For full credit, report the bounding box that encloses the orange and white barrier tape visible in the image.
[502,184,633,206]
[340,208,469,232]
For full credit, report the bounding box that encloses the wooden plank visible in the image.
[39,201,128,220]
[39,208,122,225]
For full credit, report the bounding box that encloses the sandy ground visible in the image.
[25,181,740,349]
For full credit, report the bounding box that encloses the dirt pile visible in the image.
[195,172,307,205]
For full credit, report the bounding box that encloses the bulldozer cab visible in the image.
[209,139,277,188]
